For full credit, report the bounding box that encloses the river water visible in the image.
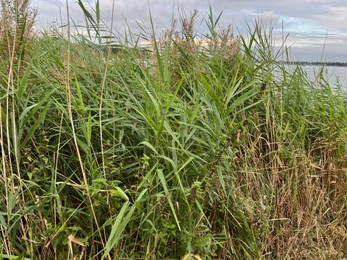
[289,65,347,90]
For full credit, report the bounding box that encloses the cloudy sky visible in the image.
[31,0,347,62]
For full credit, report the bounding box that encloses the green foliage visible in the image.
[1,2,347,260]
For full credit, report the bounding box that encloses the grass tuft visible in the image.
[1,1,347,259]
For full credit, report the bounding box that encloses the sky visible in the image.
[30,0,347,62]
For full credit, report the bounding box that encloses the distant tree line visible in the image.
[283,61,347,67]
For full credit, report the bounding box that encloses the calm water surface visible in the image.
[290,65,347,90]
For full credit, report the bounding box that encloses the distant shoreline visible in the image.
[283,61,347,67]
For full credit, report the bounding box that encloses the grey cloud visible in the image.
[30,0,347,61]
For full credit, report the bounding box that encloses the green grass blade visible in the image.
[157,169,181,231]
[20,101,52,150]
[103,201,130,258]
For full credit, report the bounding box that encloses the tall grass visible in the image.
[1,1,347,259]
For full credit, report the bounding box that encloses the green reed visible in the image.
[1,1,346,259]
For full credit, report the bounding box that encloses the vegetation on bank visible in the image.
[1,1,347,259]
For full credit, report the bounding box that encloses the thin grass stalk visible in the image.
[0,104,10,255]
[98,0,116,207]
[53,113,64,235]
[97,0,116,246]
[64,0,105,251]
[3,3,16,255]
[0,20,8,250]
[4,1,15,185]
